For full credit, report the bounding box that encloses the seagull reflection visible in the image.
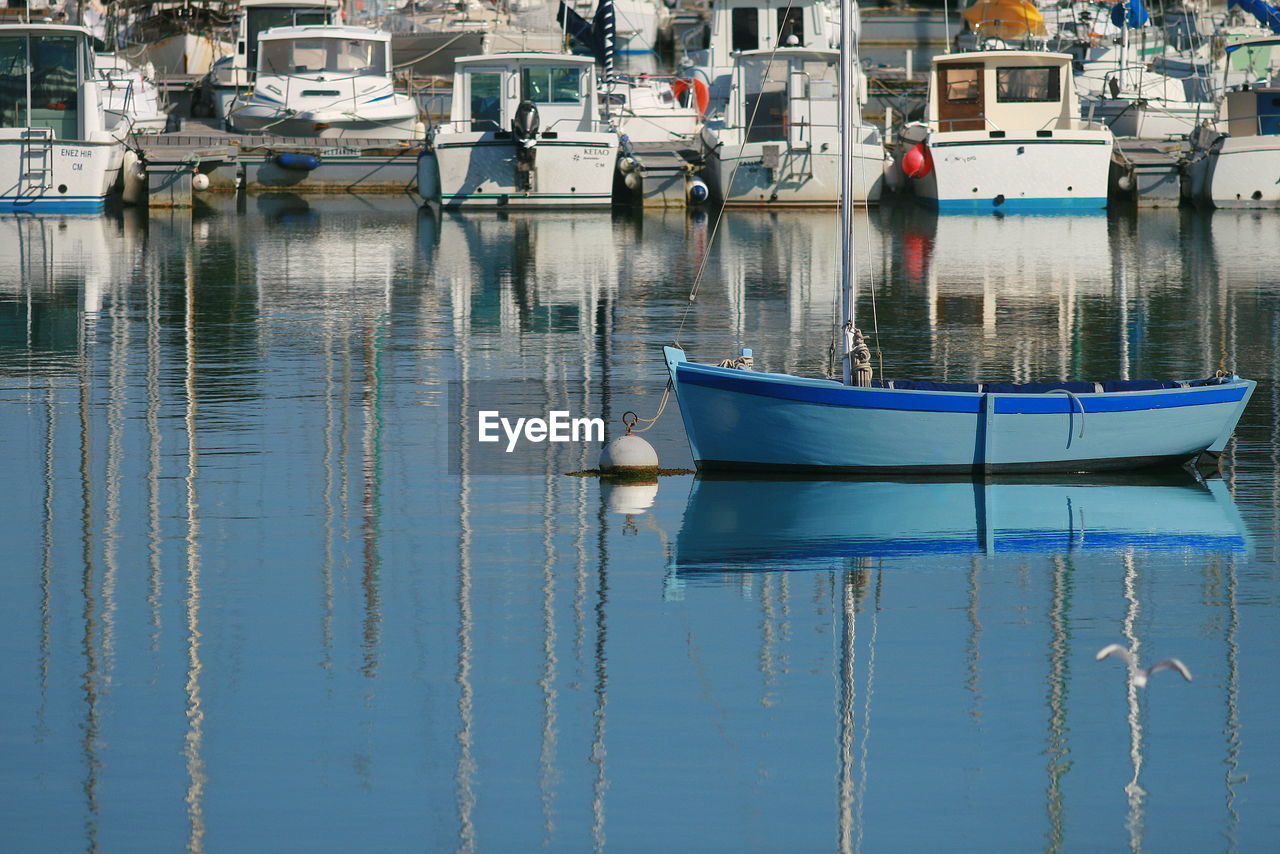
[1096,644,1193,688]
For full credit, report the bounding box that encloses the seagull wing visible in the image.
[1147,658,1192,682]
[1096,643,1134,664]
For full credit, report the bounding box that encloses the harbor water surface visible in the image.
[2,196,1279,852]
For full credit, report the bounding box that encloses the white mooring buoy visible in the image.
[598,433,658,476]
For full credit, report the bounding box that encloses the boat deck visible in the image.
[130,119,424,202]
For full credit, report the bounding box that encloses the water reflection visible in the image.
[669,475,1248,579]
[0,198,1277,852]
[0,215,112,374]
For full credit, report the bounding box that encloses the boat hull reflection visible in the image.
[672,475,1248,574]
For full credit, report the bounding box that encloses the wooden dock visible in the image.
[1111,138,1188,207]
[130,119,423,206]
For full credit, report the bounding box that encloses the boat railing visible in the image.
[935,112,1098,133]
[435,117,614,135]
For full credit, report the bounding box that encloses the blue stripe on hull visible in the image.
[930,196,1108,213]
[676,363,1247,414]
[0,196,107,213]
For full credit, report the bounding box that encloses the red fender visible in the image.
[671,77,710,117]
[902,142,933,179]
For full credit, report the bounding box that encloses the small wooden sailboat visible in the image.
[662,1,1255,474]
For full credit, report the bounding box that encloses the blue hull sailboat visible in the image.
[662,2,1255,475]
[663,349,1253,473]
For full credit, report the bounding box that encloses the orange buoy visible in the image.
[902,142,933,179]
[672,77,710,117]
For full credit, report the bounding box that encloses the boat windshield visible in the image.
[0,33,82,135]
[259,37,386,76]
[246,8,334,69]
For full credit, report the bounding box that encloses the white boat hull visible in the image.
[430,130,618,207]
[0,134,122,213]
[133,33,232,77]
[901,129,1114,212]
[1082,97,1211,139]
[1186,131,1280,208]
[230,111,420,140]
[704,137,886,205]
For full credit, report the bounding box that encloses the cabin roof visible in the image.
[454,52,596,68]
[258,24,389,42]
[733,47,836,61]
[0,23,93,38]
[239,0,342,8]
[932,49,1072,67]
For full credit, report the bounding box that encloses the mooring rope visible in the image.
[630,3,801,432]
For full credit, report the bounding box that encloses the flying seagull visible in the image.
[1096,643,1192,688]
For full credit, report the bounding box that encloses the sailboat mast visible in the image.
[839,0,857,385]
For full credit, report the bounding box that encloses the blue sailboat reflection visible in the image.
[670,475,1249,577]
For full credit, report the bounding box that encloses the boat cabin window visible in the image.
[0,33,81,136]
[521,67,581,104]
[776,8,804,45]
[995,66,1060,102]
[247,7,334,69]
[732,8,759,51]
[943,67,980,103]
[260,37,386,76]
[467,70,502,130]
[937,62,984,131]
[739,55,790,141]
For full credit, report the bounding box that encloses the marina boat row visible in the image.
[11,0,1280,212]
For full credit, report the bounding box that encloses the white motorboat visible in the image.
[894,49,1114,212]
[700,46,887,205]
[1184,36,1280,208]
[0,23,125,212]
[227,24,424,140]
[197,0,343,121]
[422,52,619,207]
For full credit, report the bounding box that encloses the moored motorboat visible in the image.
[197,0,343,121]
[423,52,619,207]
[0,23,125,212]
[895,48,1114,212]
[1184,35,1280,207]
[226,24,423,140]
[701,45,887,205]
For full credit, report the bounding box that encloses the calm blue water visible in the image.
[2,196,1279,853]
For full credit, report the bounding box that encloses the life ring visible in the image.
[671,77,710,117]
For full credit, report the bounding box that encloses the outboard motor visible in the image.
[512,100,539,191]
